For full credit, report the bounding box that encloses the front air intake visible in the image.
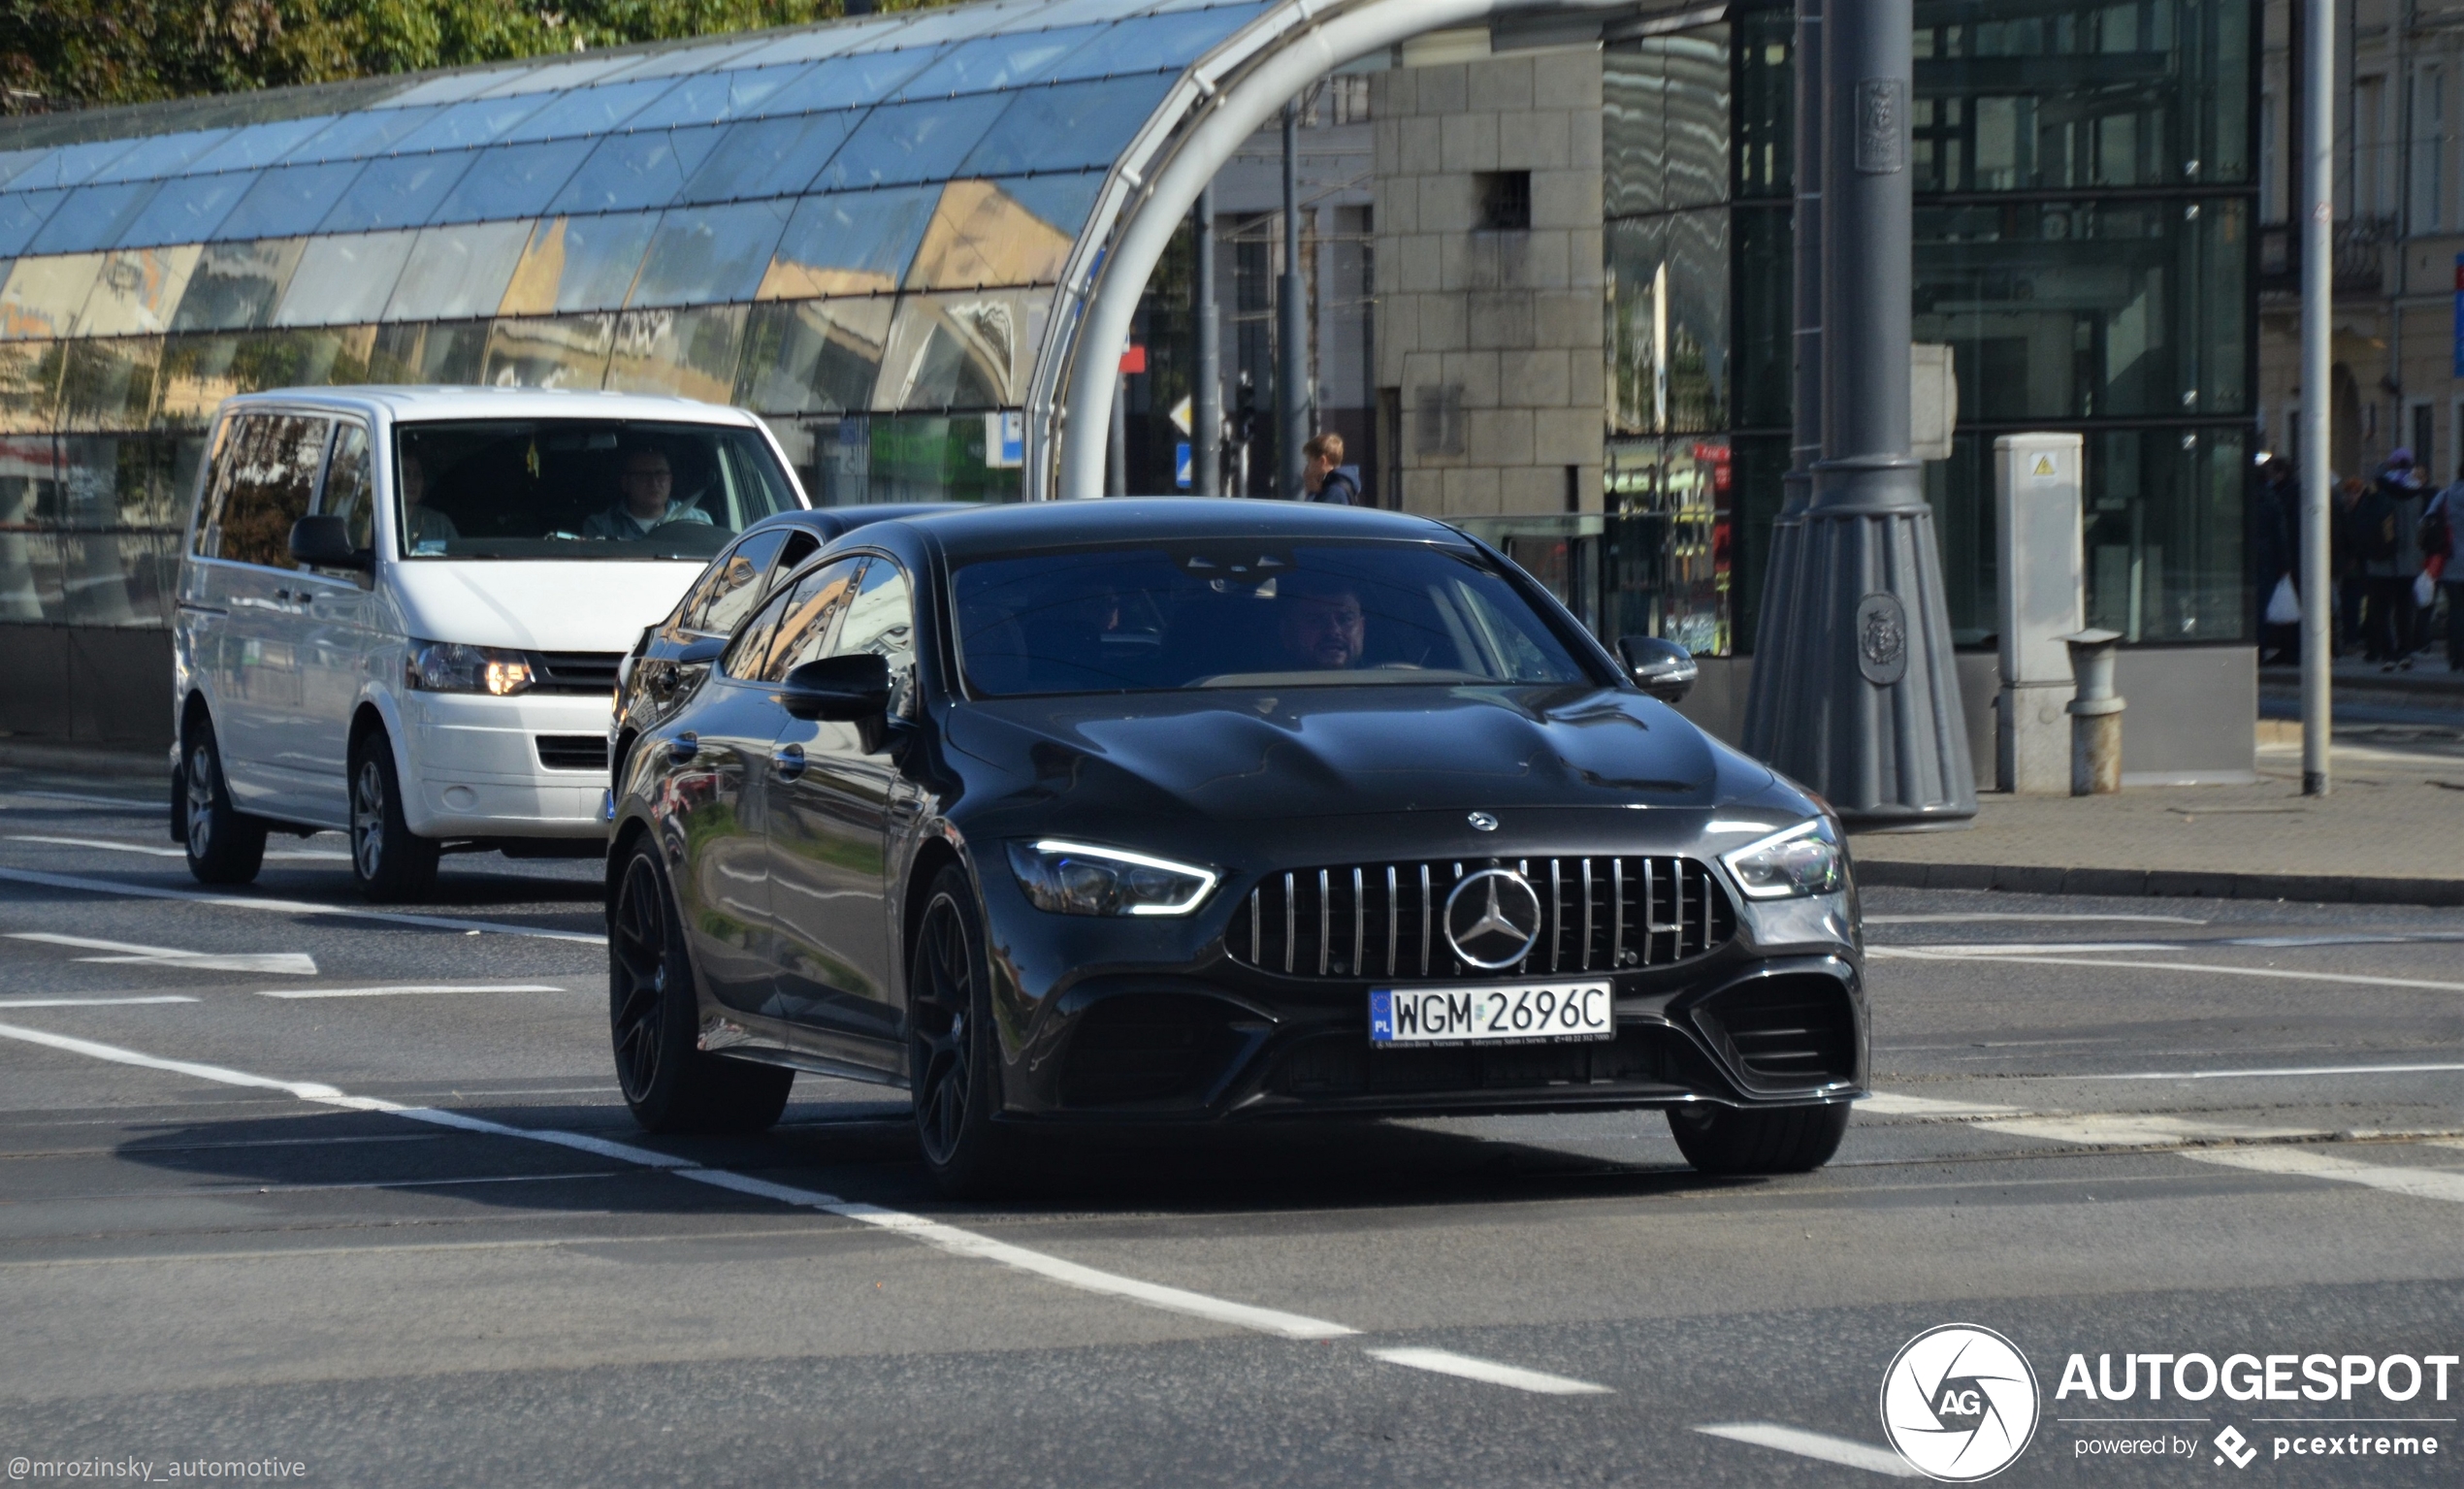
[1694,975,1858,1086]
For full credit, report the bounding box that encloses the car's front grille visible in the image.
[529,651,624,695]
[535,734,608,772]
[1694,975,1858,1085]
[1227,856,1734,981]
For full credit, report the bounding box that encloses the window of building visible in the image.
[1476,172,1532,232]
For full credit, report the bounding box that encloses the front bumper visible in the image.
[400,690,614,840]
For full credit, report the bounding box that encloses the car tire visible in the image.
[609,838,793,1135]
[180,720,267,887]
[1668,1101,1849,1176]
[909,863,1018,1197]
[348,733,440,903]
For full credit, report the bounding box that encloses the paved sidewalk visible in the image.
[1851,721,2464,906]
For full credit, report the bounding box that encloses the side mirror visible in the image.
[289,515,372,572]
[1617,634,1698,703]
[779,653,891,722]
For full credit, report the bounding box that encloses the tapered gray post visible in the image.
[1741,0,1822,762]
[1107,376,1128,496]
[2299,0,2334,795]
[1774,0,1975,826]
[1195,183,1222,498]
[1278,101,1310,500]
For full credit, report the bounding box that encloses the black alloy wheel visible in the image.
[180,719,266,887]
[347,733,439,902]
[1667,1101,1850,1175]
[609,840,792,1134]
[909,863,1015,1196]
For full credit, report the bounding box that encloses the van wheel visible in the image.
[349,734,439,902]
[181,721,266,887]
[1668,1101,1849,1176]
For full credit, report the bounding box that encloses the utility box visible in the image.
[1994,433,2086,793]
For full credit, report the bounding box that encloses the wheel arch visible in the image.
[898,833,970,1023]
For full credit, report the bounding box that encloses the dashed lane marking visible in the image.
[0,996,197,1008]
[0,866,605,946]
[1695,1423,1920,1477]
[2078,1060,2464,1081]
[2187,1146,2464,1205]
[1365,1347,1611,1395]
[256,984,569,999]
[9,932,316,976]
[1855,1091,2026,1119]
[1869,946,2464,993]
[9,833,349,861]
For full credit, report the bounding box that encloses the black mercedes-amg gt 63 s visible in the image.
[605,500,1864,1193]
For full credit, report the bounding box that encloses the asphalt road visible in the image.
[1,766,2461,1486]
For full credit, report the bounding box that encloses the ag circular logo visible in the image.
[1443,868,1542,970]
[1879,1323,2039,1480]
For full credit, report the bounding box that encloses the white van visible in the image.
[173,387,807,899]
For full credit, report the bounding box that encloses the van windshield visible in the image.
[395,420,799,561]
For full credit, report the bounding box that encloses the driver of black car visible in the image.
[1278,573,1366,669]
[583,444,711,540]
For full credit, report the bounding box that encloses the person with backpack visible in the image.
[2429,463,2463,670]
[1301,433,1360,504]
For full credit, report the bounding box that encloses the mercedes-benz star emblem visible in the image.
[1467,811,1499,831]
[1443,868,1543,970]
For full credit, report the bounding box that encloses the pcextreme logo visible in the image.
[1881,1324,2042,1481]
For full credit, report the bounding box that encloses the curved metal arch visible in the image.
[1023,0,1636,501]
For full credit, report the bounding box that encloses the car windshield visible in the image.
[952,540,1597,697]
[395,420,799,561]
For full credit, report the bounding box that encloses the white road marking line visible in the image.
[9,833,348,862]
[0,1021,1360,1344]
[1865,913,2206,925]
[1871,941,2192,955]
[1979,1114,2325,1149]
[0,995,197,1008]
[1695,1423,1920,1477]
[256,984,568,999]
[0,791,155,810]
[2078,1061,2464,1082]
[0,865,606,946]
[9,931,317,976]
[1870,946,2464,993]
[1856,1091,2025,1119]
[2185,1147,2464,1205]
[1366,1347,1612,1395]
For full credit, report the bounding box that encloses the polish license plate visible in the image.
[1369,982,1615,1047]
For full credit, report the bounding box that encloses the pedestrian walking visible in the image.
[2354,457,2410,664]
[2429,465,2464,670]
[2388,459,2430,665]
[1300,433,1359,505]
[2250,454,2299,664]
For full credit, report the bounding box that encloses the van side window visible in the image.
[205,413,333,569]
[190,416,242,559]
[319,423,375,552]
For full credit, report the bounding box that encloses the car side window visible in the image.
[201,412,333,569]
[721,557,863,684]
[677,529,790,635]
[318,423,375,553]
[830,558,915,716]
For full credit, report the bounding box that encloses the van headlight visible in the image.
[407,640,535,696]
[1719,818,1846,899]
[1006,840,1218,917]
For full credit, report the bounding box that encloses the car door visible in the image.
[764,554,911,1066]
[287,418,377,828]
[199,410,331,817]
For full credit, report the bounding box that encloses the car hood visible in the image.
[386,560,702,652]
[947,684,1760,822]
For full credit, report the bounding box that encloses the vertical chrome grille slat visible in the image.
[1350,866,1365,977]
[1282,871,1295,975]
[1248,887,1261,965]
[1548,858,1563,972]
[1384,865,1398,979]
[1580,858,1595,971]
[1316,868,1331,976]
[1610,858,1626,967]
[1419,863,1433,976]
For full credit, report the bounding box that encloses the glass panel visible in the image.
[1607,210,1728,435]
[61,337,162,431]
[675,113,856,205]
[731,15,912,69]
[186,117,340,174]
[609,37,772,81]
[319,422,375,549]
[1914,196,2249,420]
[366,320,487,384]
[1733,5,1793,201]
[201,411,330,569]
[760,185,937,299]
[903,177,1095,291]
[0,147,51,188]
[29,181,159,255]
[1043,6,1267,81]
[5,139,142,191]
[481,313,614,389]
[891,25,1110,98]
[746,48,949,115]
[551,128,727,213]
[0,191,64,256]
[271,232,417,327]
[500,212,659,314]
[116,171,257,248]
[606,304,750,401]
[0,340,62,431]
[872,289,1052,409]
[1732,206,1791,431]
[0,254,106,341]
[2082,426,2246,641]
[1663,28,1730,212]
[211,162,366,241]
[735,298,895,413]
[958,75,1176,176]
[383,220,534,322]
[170,239,307,332]
[628,200,793,308]
[428,139,595,225]
[1605,30,1730,218]
[621,66,810,130]
[846,4,1003,52]
[78,246,204,337]
[475,53,650,98]
[820,93,1010,190]
[794,411,1021,504]
[499,79,678,143]
[89,129,234,183]
[1601,438,1732,654]
[281,107,445,165]
[320,152,476,233]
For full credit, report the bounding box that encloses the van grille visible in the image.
[1228,857,1733,981]
[529,651,624,695]
[535,734,608,772]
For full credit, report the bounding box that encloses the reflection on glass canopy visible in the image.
[0,0,1269,449]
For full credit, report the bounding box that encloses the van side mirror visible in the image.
[779,653,891,722]
[289,515,372,572]
[1616,634,1698,703]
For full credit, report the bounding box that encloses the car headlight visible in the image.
[1006,840,1218,917]
[407,640,535,696]
[1719,817,1846,899]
